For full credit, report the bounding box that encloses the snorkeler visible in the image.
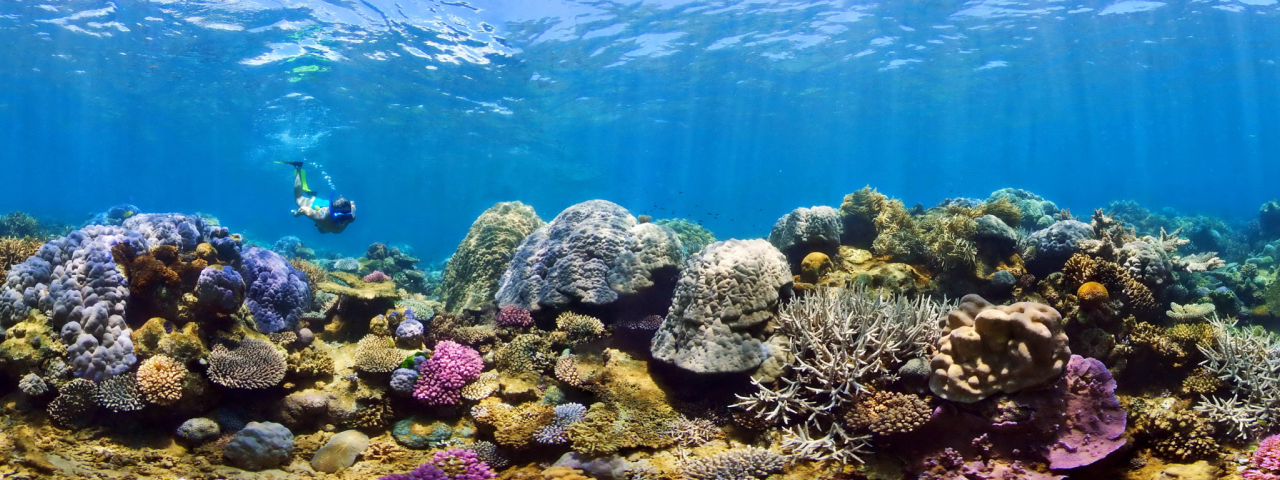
[278,161,356,234]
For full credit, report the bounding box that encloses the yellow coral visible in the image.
[799,252,832,284]
[0,236,42,278]
[290,258,327,296]
[1077,281,1109,305]
[353,334,409,373]
[472,397,554,449]
[555,312,605,346]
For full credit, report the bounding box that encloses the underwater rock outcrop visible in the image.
[928,294,1070,403]
[495,200,682,312]
[767,205,842,264]
[651,239,792,374]
[441,201,544,315]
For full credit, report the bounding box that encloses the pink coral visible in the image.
[364,270,391,283]
[495,305,534,328]
[413,341,484,405]
[1244,435,1280,480]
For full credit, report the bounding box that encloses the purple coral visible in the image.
[195,266,245,314]
[1035,355,1126,469]
[1244,435,1280,480]
[122,213,211,252]
[413,341,484,405]
[390,368,419,394]
[364,270,391,283]
[380,448,495,480]
[237,247,310,334]
[495,305,533,328]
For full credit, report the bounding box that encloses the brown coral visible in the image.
[928,295,1070,403]
[1062,253,1156,313]
[844,390,933,436]
[541,466,594,480]
[206,339,287,389]
[472,397,555,449]
[0,236,42,278]
[496,333,553,374]
[353,334,408,373]
[290,258,326,296]
[1077,281,1109,306]
[136,355,186,405]
[287,345,334,377]
[554,312,605,346]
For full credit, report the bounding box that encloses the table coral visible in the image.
[651,239,792,374]
[928,294,1069,403]
[441,202,544,315]
[206,338,287,389]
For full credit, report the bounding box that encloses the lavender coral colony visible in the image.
[1,191,1277,478]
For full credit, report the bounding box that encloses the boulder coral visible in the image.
[441,202,544,315]
[238,247,310,334]
[651,239,792,374]
[928,294,1070,403]
[495,200,682,312]
[768,205,842,263]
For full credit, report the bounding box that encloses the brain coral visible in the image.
[495,200,682,312]
[441,202,544,315]
[0,225,148,379]
[207,338,287,389]
[928,295,1071,403]
[767,206,843,261]
[651,239,793,373]
[237,247,311,334]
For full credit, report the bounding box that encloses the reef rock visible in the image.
[495,200,682,312]
[224,421,294,471]
[651,239,793,373]
[928,294,1070,403]
[441,201,544,314]
[1025,220,1092,274]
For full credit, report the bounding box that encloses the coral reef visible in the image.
[414,340,484,405]
[496,200,682,312]
[768,205,842,262]
[653,218,716,257]
[206,338,287,389]
[441,202,544,314]
[680,447,785,480]
[651,239,792,373]
[238,247,311,333]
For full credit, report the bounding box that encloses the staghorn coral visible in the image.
[533,403,588,444]
[929,295,1069,403]
[661,415,724,447]
[136,354,186,405]
[1168,302,1216,323]
[354,334,410,373]
[554,353,582,387]
[679,447,785,480]
[441,202,544,315]
[206,338,287,389]
[1196,315,1280,440]
[844,390,933,436]
[651,239,792,374]
[734,284,944,463]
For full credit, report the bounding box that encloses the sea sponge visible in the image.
[1077,281,1109,306]
[928,294,1070,403]
[799,252,833,284]
[136,354,187,405]
[441,202,544,315]
[206,339,287,389]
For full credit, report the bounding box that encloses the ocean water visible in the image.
[4,0,1278,259]
[5,1,1280,479]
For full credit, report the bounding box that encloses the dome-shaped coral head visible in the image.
[364,271,391,283]
[1077,281,1109,307]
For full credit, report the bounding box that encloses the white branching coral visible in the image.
[1196,315,1280,440]
[732,285,946,463]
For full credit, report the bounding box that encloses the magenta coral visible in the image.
[1244,435,1280,480]
[413,341,484,405]
[495,305,534,328]
[364,270,391,283]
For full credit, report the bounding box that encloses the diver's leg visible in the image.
[293,168,315,212]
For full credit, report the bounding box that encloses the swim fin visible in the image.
[278,161,315,195]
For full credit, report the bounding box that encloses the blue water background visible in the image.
[1,0,1277,260]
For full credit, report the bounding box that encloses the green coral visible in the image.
[440,202,544,315]
[653,218,716,257]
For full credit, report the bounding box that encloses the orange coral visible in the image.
[1077,282,1109,306]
